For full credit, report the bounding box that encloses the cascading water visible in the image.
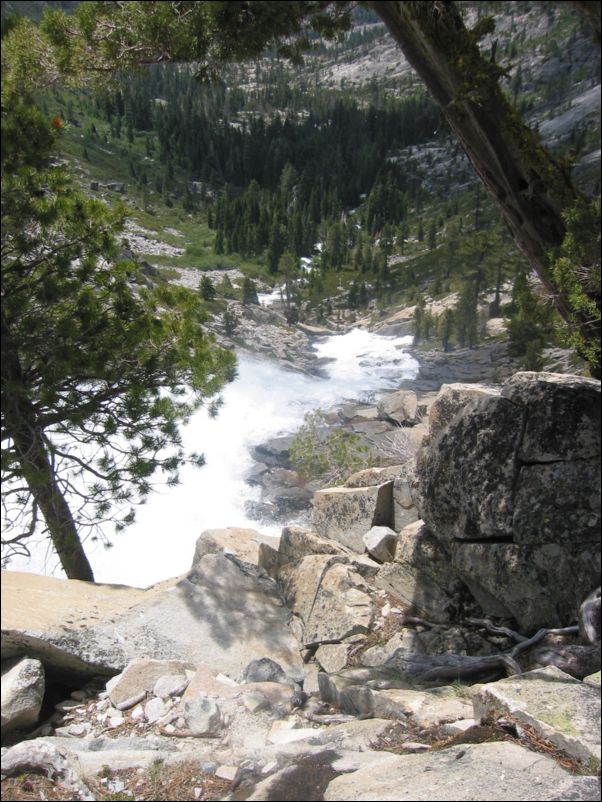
[5,329,418,587]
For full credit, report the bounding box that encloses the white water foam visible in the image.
[4,329,418,587]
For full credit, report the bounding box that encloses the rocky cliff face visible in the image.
[416,372,601,628]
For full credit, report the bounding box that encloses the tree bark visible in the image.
[369,1,599,373]
[2,324,95,581]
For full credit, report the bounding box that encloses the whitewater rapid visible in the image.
[5,329,419,587]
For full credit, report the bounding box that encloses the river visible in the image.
[5,328,419,587]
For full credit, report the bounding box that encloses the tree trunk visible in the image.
[369,1,598,373]
[2,328,95,581]
[8,414,95,582]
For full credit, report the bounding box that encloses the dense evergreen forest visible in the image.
[13,0,602,354]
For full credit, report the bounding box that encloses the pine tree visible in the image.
[413,295,426,345]
[199,275,216,301]
[279,250,300,323]
[427,220,437,251]
[1,101,235,580]
[455,282,479,348]
[438,308,455,352]
[241,276,259,305]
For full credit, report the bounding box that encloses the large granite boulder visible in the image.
[426,383,501,439]
[375,521,471,623]
[278,555,375,647]
[473,666,601,763]
[377,389,418,425]
[191,527,280,568]
[1,657,45,736]
[323,742,599,801]
[451,541,601,627]
[1,555,303,682]
[312,483,394,551]
[258,526,350,581]
[345,465,419,531]
[416,373,601,628]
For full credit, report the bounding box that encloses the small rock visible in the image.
[402,741,430,752]
[441,718,479,736]
[242,658,288,685]
[180,695,222,736]
[215,765,240,783]
[315,644,350,673]
[144,697,167,724]
[1,657,45,734]
[70,690,88,702]
[67,723,90,737]
[363,526,398,563]
[153,674,190,699]
[131,704,144,722]
[114,691,147,711]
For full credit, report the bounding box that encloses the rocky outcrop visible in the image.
[323,741,599,801]
[376,389,419,426]
[2,361,601,799]
[1,554,303,682]
[312,483,394,551]
[344,464,420,532]
[319,671,473,725]
[191,527,280,568]
[374,520,470,623]
[415,373,601,629]
[279,555,375,648]
[473,666,601,763]
[398,341,522,393]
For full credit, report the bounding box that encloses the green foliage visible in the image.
[438,307,455,352]
[222,306,239,335]
[507,269,556,367]
[199,275,216,301]
[413,295,426,345]
[455,282,479,348]
[241,276,259,305]
[217,273,237,299]
[551,198,601,375]
[290,409,373,484]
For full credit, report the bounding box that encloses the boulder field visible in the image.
[2,372,600,800]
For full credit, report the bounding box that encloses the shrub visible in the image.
[290,409,373,484]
